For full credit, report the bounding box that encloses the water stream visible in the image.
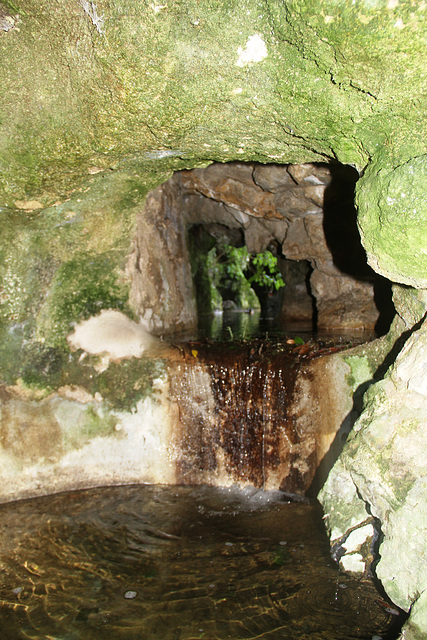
[0,323,404,638]
[0,485,401,640]
[169,327,371,492]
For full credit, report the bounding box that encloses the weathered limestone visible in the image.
[137,162,380,332]
[127,180,197,334]
[0,0,426,636]
[357,156,427,288]
[319,289,427,637]
[0,377,177,501]
[0,309,376,501]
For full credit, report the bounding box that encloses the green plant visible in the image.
[247,251,285,292]
[188,228,286,313]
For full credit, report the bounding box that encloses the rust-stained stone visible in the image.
[0,340,361,501]
[169,341,357,494]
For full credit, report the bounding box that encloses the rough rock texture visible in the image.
[130,162,380,332]
[357,156,427,288]
[0,324,376,501]
[128,179,197,334]
[0,376,177,500]
[319,289,427,637]
[0,1,426,637]
[0,0,425,201]
[0,0,425,356]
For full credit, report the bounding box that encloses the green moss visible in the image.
[0,165,167,382]
[344,355,375,391]
[61,403,119,452]
[92,357,165,412]
[37,253,131,348]
[19,344,68,391]
[0,210,57,324]
[1,0,425,203]
[6,339,165,410]
[392,285,427,328]
[80,405,118,439]
[357,156,427,287]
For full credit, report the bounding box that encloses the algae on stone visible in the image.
[357,156,427,288]
[0,0,426,203]
[320,319,427,623]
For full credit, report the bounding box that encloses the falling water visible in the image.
[0,332,406,638]
[168,337,349,493]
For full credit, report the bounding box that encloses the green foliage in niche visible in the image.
[216,243,256,308]
[208,242,285,309]
[248,252,285,292]
[189,226,286,313]
[38,252,131,348]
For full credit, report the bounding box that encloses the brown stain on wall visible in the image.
[169,341,342,493]
[0,387,63,464]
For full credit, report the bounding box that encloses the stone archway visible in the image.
[128,161,393,335]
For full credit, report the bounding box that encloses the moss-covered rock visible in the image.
[0,0,426,200]
[0,2,426,636]
[320,318,427,631]
[357,156,427,287]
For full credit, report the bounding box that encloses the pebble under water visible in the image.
[0,484,402,640]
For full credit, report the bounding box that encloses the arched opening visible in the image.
[128,161,395,340]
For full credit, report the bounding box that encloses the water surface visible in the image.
[196,310,374,344]
[0,485,400,640]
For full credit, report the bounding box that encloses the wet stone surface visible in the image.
[170,333,372,491]
[0,484,404,640]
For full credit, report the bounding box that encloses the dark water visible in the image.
[196,310,374,345]
[0,485,400,640]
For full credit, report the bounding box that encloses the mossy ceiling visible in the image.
[0,0,425,201]
[0,0,426,333]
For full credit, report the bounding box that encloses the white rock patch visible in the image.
[236,34,267,67]
[67,309,159,360]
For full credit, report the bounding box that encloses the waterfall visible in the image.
[169,342,306,492]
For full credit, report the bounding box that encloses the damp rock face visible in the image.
[0,1,426,638]
[357,156,427,288]
[128,162,381,333]
[319,290,427,639]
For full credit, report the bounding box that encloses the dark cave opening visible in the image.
[181,161,395,340]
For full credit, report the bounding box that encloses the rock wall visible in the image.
[127,162,383,332]
[319,287,427,639]
[127,179,197,334]
[0,0,426,637]
[0,311,375,501]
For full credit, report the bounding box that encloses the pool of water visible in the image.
[0,485,401,640]
[194,310,374,345]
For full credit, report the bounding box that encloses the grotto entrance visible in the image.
[128,161,395,340]
[0,164,405,639]
[125,160,395,493]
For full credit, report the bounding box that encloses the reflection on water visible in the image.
[197,311,374,344]
[198,310,270,341]
[0,485,401,640]
[198,310,291,341]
